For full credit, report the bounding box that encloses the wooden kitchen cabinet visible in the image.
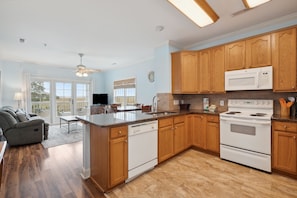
[173,116,186,154]
[198,46,225,94]
[206,115,220,154]
[158,118,174,163]
[210,46,225,93]
[89,124,128,192]
[185,115,193,148]
[272,121,297,176]
[199,49,211,93]
[171,51,198,94]
[272,27,297,92]
[225,41,246,71]
[192,114,207,149]
[225,34,272,71]
[109,126,128,187]
[158,115,186,163]
[191,114,220,154]
[246,34,271,68]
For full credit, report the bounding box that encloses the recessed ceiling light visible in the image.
[19,38,25,43]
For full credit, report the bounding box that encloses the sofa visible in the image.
[0,106,49,146]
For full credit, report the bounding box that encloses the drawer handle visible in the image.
[118,131,122,134]
[283,125,287,129]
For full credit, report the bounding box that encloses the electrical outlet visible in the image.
[173,100,179,105]
[220,100,224,106]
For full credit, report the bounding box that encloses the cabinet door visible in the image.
[109,136,128,187]
[206,121,220,153]
[273,131,297,175]
[185,115,193,148]
[199,49,211,93]
[192,114,206,149]
[158,125,174,163]
[174,121,185,154]
[272,28,297,92]
[211,46,225,93]
[246,34,271,68]
[225,41,246,71]
[171,52,198,93]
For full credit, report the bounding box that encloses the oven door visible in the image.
[220,116,271,155]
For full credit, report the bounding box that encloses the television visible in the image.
[93,94,108,105]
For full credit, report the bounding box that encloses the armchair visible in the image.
[0,110,44,146]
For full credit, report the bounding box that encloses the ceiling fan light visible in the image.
[83,72,88,77]
[168,0,219,27]
[242,0,271,8]
[76,72,82,77]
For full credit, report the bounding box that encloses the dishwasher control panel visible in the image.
[128,121,158,136]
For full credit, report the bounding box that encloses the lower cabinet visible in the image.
[158,115,186,163]
[90,124,128,192]
[272,121,297,176]
[109,126,128,187]
[206,115,220,153]
[190,114,220,154]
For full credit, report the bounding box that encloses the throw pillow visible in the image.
[16,112,28,122]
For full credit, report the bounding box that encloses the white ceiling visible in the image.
[0,0,297,71]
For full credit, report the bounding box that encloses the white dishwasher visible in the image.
[126,120,158,183]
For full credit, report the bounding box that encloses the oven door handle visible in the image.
[220,117,271,125]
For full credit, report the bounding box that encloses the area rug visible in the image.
[41,123,83,149]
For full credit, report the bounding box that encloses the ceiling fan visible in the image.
[75,53,100,77]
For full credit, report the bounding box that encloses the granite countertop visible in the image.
[272,114,297,122]
[76,109,222,127]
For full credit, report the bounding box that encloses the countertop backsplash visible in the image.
[161,90,297,116]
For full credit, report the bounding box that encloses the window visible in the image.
[113,78,136,106]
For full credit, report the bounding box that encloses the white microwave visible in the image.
[225,66,273,91]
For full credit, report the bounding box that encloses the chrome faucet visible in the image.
[152,95,158,112]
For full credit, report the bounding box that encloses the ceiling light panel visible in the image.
[168,0,219,27]
[243,0,272,8]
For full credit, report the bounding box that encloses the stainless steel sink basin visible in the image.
[145,111,177,116]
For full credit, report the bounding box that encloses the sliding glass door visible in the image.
[30,81,51,123]
[30,79,91,124]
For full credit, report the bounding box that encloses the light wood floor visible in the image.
[106,150,297,198]
[1,142,297,198]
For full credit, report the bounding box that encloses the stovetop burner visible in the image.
[226,111,241,114]
[250,113,267,117]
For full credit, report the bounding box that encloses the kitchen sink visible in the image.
[145,111,177,116]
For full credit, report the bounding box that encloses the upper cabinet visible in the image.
[272,28,297,92]
[198,46,225,93]
[171,51,198,94]
[225,34,272,71]
[225,40,246,71]
[246,34,271,68]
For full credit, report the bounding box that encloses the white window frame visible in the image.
[113,78,136,106]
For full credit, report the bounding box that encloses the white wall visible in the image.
[0,60,104,108]
[102,59,155,105]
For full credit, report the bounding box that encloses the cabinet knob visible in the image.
[283,125,287,129]
[294,136,296,140]
[118,130,122,134]
[125,139,128,143]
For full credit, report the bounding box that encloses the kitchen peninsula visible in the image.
[77,109,221,192]
[77,110,180,192]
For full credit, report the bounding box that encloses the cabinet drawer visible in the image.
[110,126,128,139]
[159,118,173,128]
[174,116,185,124]
[207,115,219,123]
[273,121,297,133]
